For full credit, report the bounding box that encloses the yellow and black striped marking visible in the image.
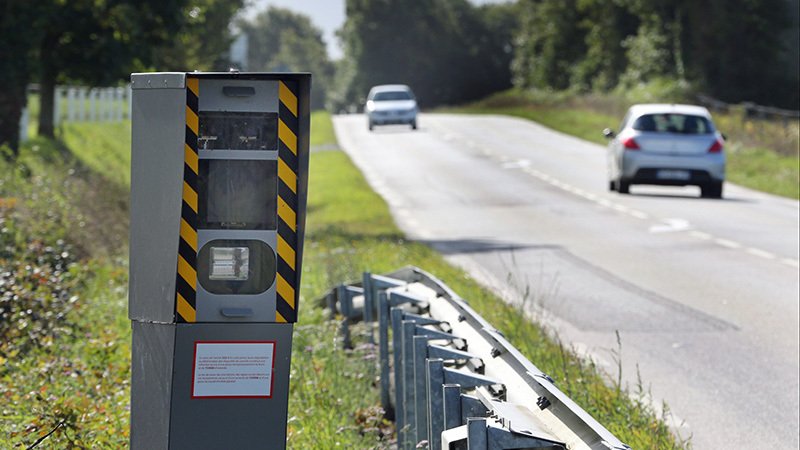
[276,81,299,323]
[176,77,199,323]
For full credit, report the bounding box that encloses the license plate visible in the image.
[656,169,691,180]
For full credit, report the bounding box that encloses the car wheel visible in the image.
[618,180,630,194]
[701,181,723,199]
[609,180,616,191]
[411,120,417,130]
[368,121,374,131]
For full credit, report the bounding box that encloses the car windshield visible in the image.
[372,91,412,101]
[631,113,714,134]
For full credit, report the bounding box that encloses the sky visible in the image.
[243,0,511,60]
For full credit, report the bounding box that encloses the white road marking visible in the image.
[781,258,800,268]
[688,231,713,240]
[649,218,692,234]
[501,159,531,169]
[746,248,777,260]
[518,166,791,267]
[715,238,742,249]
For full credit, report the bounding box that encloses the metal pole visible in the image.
[413,335,429,446]
[337,284,349,318]
[362,271,373,323]
[467,417,488,450]
[326,291,336,320]
[391,307,405,442]
[426,358,445,450]
[402,320,417,449]
[443,384,462,431]
[378,290,391,417]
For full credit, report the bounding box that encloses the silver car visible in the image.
[365,84,418,131]
[604,104,726,198]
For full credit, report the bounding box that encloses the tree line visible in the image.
[1,0,797,156]
[0,0,244,158]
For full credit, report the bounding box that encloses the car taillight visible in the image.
[708,139,723,153]
[622,137,640,150]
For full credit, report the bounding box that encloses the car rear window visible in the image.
[631,114,714,134]
[373,91,412,101]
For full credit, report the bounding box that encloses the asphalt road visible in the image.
[332,113,800,449]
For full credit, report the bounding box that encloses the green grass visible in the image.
[450,89,800,199]
[310,110,338,147]
[300,149,687,450]
[727,146,800,199]
[1,111,687,449]
[61,122,132,189]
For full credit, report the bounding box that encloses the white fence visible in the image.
[20,85,132,142]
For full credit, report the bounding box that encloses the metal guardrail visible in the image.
[697,93,800,120]
[321,266,631,450]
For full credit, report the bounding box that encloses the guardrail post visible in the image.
[426,358,445,450]
[443,384,462,431]
[467,417,488,450]
[413,334,429,446]
[388,307,403,445]
[362,271,373,323]
[337,284,349,318]
[402,320,417,449]
[378,290,391,418]
[336,284,352,349]
[326,290,336,320]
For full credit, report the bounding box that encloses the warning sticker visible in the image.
[192,341,276,398]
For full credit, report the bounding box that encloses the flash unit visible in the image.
[209,247,249,280]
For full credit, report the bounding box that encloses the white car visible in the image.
[365,84,418,131]
[604,104,726,198]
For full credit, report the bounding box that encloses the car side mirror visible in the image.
[603,128,615,138]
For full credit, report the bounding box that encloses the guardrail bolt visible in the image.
[537,396,552,410]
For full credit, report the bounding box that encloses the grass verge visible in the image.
[1,111,687,449]
[449,89,799,199]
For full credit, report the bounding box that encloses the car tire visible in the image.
[618,180,630,194]
[701,181,723,199]
[411,120,417,130]
[609,180,616,191]
[368,121,374,131]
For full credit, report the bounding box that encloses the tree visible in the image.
[682,0,794,106]
[0,0,187,152]
[334,0,515,111]
[0,0,40,157]
[239,7,334,110]
[34,0,188,139]
[572,0,638,91]
[512,0,586,91]
[154,0,247,72]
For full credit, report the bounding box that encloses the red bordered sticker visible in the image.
[191,341,276,398]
